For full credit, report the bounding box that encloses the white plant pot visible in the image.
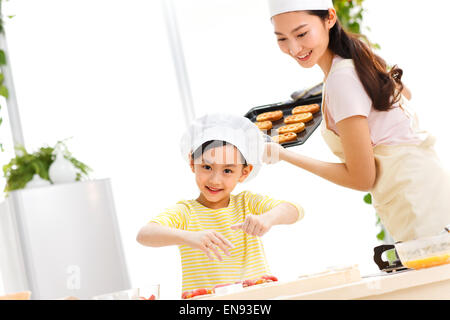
[25,174,51,189]
[48,153,77,184]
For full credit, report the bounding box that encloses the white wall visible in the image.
[0,0,449,299]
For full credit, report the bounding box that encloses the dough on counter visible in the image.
[0,291,31,300]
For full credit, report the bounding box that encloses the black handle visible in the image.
[373,244,395,271]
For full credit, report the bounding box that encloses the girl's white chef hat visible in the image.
[269,0,334,18]
[180,113,266,182]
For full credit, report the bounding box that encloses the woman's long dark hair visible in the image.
[309,10,403,111]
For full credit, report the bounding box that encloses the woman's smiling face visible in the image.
[190,144,252,208]
[272,10,335,69]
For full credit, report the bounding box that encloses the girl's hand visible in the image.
[185,230,234,261]
[230,214,273,237]
[263,142,285,164]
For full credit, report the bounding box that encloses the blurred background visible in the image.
[0,0,449,299]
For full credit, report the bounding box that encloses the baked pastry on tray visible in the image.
[277,122,305,134]
[254,120,273,130]
[292,103,320,115]
[256,110,283,122]
[272,132,297,144]
[284,112,313,124]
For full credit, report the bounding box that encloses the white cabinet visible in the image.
[0,179,130,299]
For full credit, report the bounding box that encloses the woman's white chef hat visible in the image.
[269,0,334,18]
[180,113,266,182]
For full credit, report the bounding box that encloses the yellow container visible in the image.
[395,233,450,270]
[403,253,450,270]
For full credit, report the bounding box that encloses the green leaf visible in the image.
[0,85,9,99]
[375,215,381,226]
[363,193,372,204]
[372,43,381,50]
[386,249,398,263]
[376,229,385,241]
[334,0,379,49]
[0,50,6,65]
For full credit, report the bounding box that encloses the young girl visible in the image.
[136,113,303,293]
[264,0,450,241]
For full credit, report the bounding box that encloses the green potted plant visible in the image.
[2,140,92,194]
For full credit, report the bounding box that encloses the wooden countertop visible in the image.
[196,264,450,300]
[277,263,450,300]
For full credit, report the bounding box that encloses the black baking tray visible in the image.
[244,94,323,148]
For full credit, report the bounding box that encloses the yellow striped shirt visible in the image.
[150,190,304,292]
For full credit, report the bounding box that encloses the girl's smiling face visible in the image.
[272,10,336,69]
[190,144,252,209]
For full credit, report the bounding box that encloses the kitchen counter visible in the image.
[196,264,450,300]
[278,263,450,300]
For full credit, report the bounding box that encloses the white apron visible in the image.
[321,59,450,242]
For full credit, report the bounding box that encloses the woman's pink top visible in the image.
[324,55,423,146]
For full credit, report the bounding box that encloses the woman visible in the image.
[264,0,450,241]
